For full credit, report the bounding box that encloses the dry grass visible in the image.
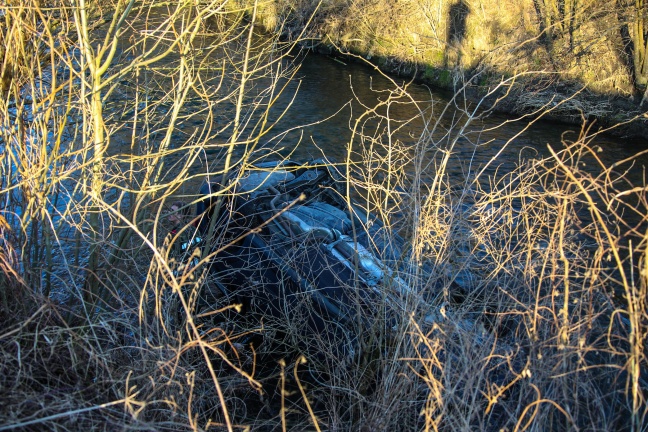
[1,1,647,431]
[0,0,300,430]
[404,137,648,431]
[291,65,648,430]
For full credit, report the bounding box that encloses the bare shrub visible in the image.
[283,58,647,430]
[404,119,648,430]
[0,0,309,430]
[1,1,646,431]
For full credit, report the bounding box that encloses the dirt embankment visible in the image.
[242,0,648,138]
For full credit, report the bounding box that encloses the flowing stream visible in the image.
[183,51,648,190]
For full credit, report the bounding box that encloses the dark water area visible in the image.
[100,19,647,193]
[225,52,648,193]
[104,39,647,223]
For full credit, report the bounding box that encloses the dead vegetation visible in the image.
[0,1,647,431]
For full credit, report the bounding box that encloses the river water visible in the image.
[206,51,648,190]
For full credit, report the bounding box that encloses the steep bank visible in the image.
[236,0,648,138]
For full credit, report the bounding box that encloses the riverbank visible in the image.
[239,0,648,139]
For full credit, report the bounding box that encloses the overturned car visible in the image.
[192,159,435,359]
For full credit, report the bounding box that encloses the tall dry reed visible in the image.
[0,1,646,431]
